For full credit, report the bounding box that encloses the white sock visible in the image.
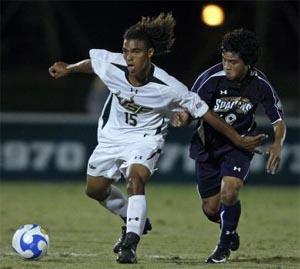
[126,195,147,236]
[100,185,127,218]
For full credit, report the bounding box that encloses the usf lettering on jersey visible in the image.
[115,93,152,114]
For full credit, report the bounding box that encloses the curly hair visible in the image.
[220,28,260,66]
[123,12,176,56]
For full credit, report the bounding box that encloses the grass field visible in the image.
[0,182,299,269]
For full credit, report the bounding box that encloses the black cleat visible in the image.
[113,218,152,254]
[116,232,140,264]
[113,226,126,254]
[117,246,137,264]
[142,218,152,235]
[230,232,240,251]
[206,245,230,264]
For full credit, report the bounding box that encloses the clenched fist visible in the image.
[48,62,70,79]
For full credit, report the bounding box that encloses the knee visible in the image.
[202,202,220,218]
[201,194,221,223]
[126,176,145,196]
[85,185,108,202]
[85,176,110,202]
[221,178,243,205]
[126,165,150,196]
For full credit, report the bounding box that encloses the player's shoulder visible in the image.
[201,63,224,77]
[192,63,225,90]
[152,64,187,91]
[89,49,124,65]
[251,68,275,91]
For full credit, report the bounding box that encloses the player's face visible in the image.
[222,52,249,81]
[122,39,154,76]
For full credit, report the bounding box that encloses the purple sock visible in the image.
[219,200,241,249]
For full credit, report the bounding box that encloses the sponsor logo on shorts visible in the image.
[233,166,241,172]
[89,164,96,170]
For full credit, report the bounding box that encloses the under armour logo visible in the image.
[196,102,203,109]
[226,230,235,235]
[233,166,241,172]
[115,91,134,104]
[89,164,96,170]
[220,90,227,95]
[128,217,139,221]
[130,88,138,94]
[250,70,258,76]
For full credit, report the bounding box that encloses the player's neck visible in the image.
[128,64,152,87]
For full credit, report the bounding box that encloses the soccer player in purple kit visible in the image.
[172,28,286,263]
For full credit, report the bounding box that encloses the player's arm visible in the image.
[172,88,266,151]
[202,110,267,151]
[48,59,93,79]
[171,109,266,152]
[266,120,286,174]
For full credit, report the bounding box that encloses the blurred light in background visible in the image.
[201,4,225,26]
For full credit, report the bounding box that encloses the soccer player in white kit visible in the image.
[49,13,265,264]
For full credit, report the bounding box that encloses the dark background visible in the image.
[1,1,299,115]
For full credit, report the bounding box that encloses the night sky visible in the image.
[1,1,299,113]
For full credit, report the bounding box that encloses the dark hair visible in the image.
[220,28,260,66]
[123,12,176,56]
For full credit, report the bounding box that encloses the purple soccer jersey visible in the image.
[189,63,284,161]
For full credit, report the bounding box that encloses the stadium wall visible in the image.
[0,113,299,185]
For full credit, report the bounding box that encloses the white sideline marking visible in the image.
[54,252,99,257]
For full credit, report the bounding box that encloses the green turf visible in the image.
[0,182,299,269]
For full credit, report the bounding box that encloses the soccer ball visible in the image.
[12,224,50,260]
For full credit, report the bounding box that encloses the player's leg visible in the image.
[206,154,251,264]
[85,175,128,219]
[219,176,243,250]
[117,163,151,264]
[112,169,152,255]
[117,138,162,263]
[206,176,243,263]
[196,158,222,223]
[86,140,138,256]
[202,193,221,223]
[86,141,129,220]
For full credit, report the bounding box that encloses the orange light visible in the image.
[201,4,225,26]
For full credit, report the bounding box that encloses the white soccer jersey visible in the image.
[89,49,208,142]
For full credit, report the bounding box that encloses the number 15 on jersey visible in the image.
[125,112,137,126]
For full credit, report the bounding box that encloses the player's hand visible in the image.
[265,143,282,174]
[235,134,268,152]
[170,110,191,127]
[48,62,70,79]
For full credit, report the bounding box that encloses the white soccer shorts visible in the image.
[87,135,164,181]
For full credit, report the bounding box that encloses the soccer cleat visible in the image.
[230,232,240,251]
[113,226,126,254]
[142,218,152,235]
[113,218,152,254]
[116,232,140,264]
[205,245,230,264]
